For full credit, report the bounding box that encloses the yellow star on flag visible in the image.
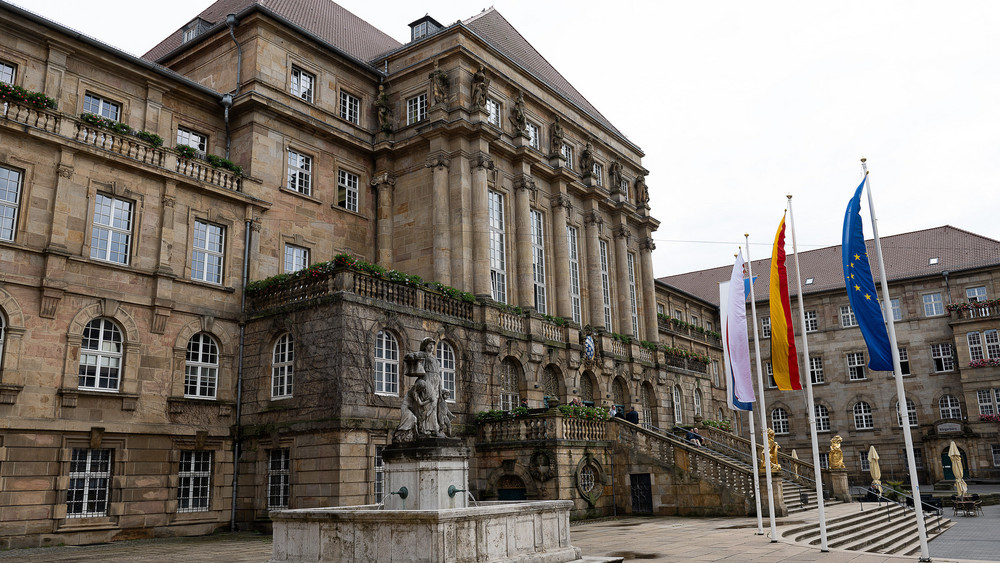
[865,293,871,300]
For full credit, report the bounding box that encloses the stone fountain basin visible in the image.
[269,500,581,563]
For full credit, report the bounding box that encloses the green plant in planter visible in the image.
[176,144,197,159]
[136,131,163,147]
[0,83,57,110]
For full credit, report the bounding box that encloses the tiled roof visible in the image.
[144,0,401,64]
[659,226,1000,307]
[461,9,626,142]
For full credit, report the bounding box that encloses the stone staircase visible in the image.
[781,479,843,515]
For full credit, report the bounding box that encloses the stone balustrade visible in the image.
[478,412,608,445]
[699,425,821,487]
[657,317,722,346]
[950,304,999,321]
[2,100,60,133]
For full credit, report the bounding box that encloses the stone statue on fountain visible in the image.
[394,338,454,442]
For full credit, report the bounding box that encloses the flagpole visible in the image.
[745,234,778,542]
[860,158,930,561]
[747,393,764,535]
[786,195,829,551]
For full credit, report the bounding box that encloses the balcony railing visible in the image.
[658,317,722,346]
[950,303,999,321]
[2,100,60,133]
[478,412,608,445]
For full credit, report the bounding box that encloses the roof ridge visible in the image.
[461,6,496,26]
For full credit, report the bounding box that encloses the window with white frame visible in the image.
[178,451,212,512]
[176,126,207,154]
[706,320,713,332]
[0,61,15,85]
[561,144,573,168]
[992,444,1000,467]
[283,244,309,274]
[939,395,962,419]
[286,149,312,195]
[339,91,360,124]
[672,385,682,424]
[599,240,613,330]
[977,389,1000,415]
[83,92,120,121]
[437,341,456,401]
[567,225,581,324]
[67,448,112,517]
[337,169,359,212]
[761,316,771,338]
[712,360,720,387]
[911,448,924,468]
[896,398,918,427]
[271,333,293,399]
[627,253,639,337]
[498,358,519,410]
[853,401,873,429]
[898,347,910,375]
[859,450,870,471]
[931,343,954,372]
[890,298,902,321]
[90,194,133,265]
[78,318,123,391]
[592,162,603,186]
[267,448,290,509]
[840,305,857,327]
[530,210,547,314]
[986,329,1000,358]
[675,309,683,321]
[847,352,866,380]
[967,285,987,303]
[488,190,507,303]
[185,333,219,399]
[694,388,703,417]
[809,356,824,384]
[526,122,539,150]
[819,452,829,469]
[406,93,427,124]
[804,310,818,332]
[191,220,224,284]
[691,315,698,327]
[620,178,629,200]
[923,292,944,317]
[771,407,789,434]
[374,331,399,395]
[0,165,22,241]
[290,66,314,102]
[373,445,385,501]
[485,98,501,126]
[765,361,776,388]
[815,403,830,432]
[969,331,985,361]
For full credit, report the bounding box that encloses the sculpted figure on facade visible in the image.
[761,427,781,472]
[510,91,527,136]
[429,59,449,105]
[550,116,564,153]
[608,160,623,192]
[580,141,595,177]
[376,84,392,133]
[829,435,846,469]
[394,338,451,442]
[471,65,490,109]
[634,173,649,207]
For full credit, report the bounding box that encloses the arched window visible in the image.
[612,378,627,408]
[579,371,594,404]
[717,407,725,422]
[272,333,293,399]
[498,358,520,410]
[374,331,399,395]
[436,341,456,401]
[541,366,560,402]
[78,318,123,391]
[672,385,683,424]
[640,384,654,429]
[853,401,873,429]
[771,407,789,434]
[0,312,6,369]
[694,388,703,417]
[814,403,830,432]
[939,395,962,419]
[185,333,219,399]
[896,399,918,427]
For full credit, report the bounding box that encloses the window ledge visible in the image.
[279,186,323,205]
[59,388,139,410]
[177,278,236,293]
[168,396,233,416]
[0,383,23,404]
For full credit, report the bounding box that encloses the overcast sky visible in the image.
[22,0,1000,277]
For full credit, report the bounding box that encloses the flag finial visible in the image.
[860,157,867,163]
[786,194,792,200]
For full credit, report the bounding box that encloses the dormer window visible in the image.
[928,257,939,265]
[182,18,208,43]
[409,15,443,42]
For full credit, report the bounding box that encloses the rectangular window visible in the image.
[809,356,824,384]
[712,360,720,386]
[83,92,121,121]
[178,451,212,513]
[969,331,984,361]
[406,93,427,125]
[191,220,224,284]
[840,305,857,327]
[765,362,776,388]
[488,190,506,303]
[923,292,944,317]
[986,329,1000,359]
[628,253,639,337]
[567,225,581,324]
[530,210,546,314]
[267,449,290,509]
[691,315,699,327]
[978,389,996,416]
[526,122,539,149]
[967,286,987,302]
[337,169,359,212]
[675,309,683,322]
[67,448,112,517]
[176,126,207,154]
[913,449,924,469]
[761,316,771,338]
[815,404,830,432]
[486,98,501,126]
[561,144,573,168]
[373,445,385,501]
[339,91,360,124]
[286,149,312,195]
[847,352,866,380]
[90,194,133,265]
[931,343,954,372]
[592,163,603,186]
[0,61,15,85]
[599,240,612,330]
[993,444,1000,467]
[620,179,629,200]
[818,452,829,469]
[804,310,818,332]
[891,298,902,321]
[898,347,910,375]
[657,303,664,315]
[706,321,713,331]
[290,66,315,102]
[859,451,870,472]
[0,165,23,241]
[284,244,309,273]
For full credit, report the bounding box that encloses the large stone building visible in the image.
[0,0,738,548]
[663,226,1000,488]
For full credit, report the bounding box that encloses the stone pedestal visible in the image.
[383,437,470,510]
[757,473,788,517]
[827,467,851,502]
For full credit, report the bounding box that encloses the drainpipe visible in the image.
[224,13,242,160]
[230,218,252,531]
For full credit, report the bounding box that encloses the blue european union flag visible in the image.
[842,177,893,371]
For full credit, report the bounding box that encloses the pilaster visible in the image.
[372,172,396,268]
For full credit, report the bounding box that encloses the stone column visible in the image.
[551,192,572,320]
[451,156,472,290]
[471,153,493,297]
[583,209,605,330]
[640,236,658,343]
[427,154,451,285]
[372,172,396,267]
[514,174,535,309]
[613,223,633,337]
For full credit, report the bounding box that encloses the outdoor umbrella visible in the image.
[868,445,881,495]
[791,449,799,479]
[949,441,967,497]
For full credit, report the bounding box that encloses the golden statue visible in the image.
[829,435,845,469]
[761,428,781,472]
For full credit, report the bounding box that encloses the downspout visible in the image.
[224,13,243,159]
[231,218,252,531]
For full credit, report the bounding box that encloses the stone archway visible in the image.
[941,446,969,480]
[496,474,527,500]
